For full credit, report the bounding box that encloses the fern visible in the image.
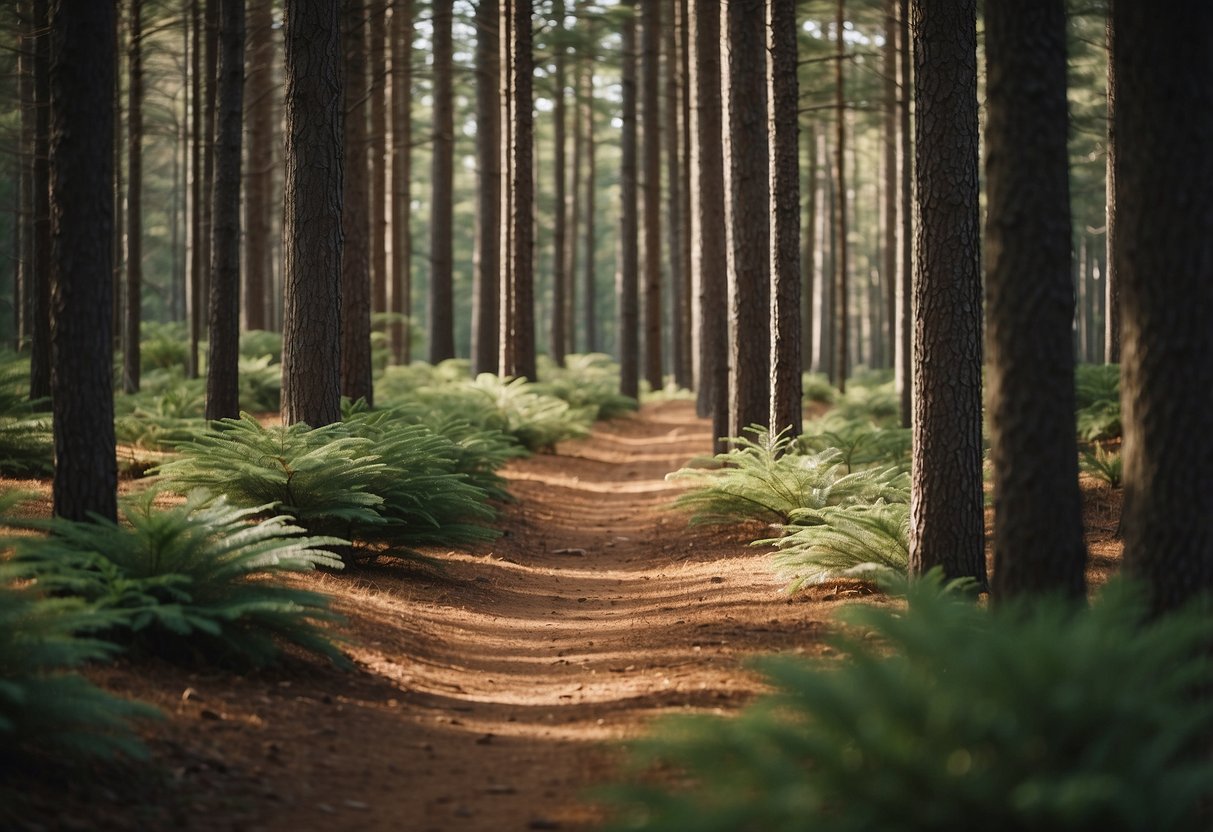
[606,576,1213,832]
[239,329,283,363]
[1080,443,1123,488]
[1076,400,1122,442]
[535,353,639,421]
[7,491,346,667]
[1074,362,1119,409]
[766,502,909,591]
[0,353,54,477]
[799,418,912,471]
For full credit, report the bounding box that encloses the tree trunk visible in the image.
[112,3,123,356]
[16,0,32,352]
[369,0,388,322]
[428,0,455,363]
[678,0,693,390]
[205,0,244,420]
[617,0,639,398]
[389,0,412,363]
[985,0,1085,602]
[243,0,274,332]
[281,0,343,428]
[29,0,51,401]
[549,0,568,366]
[581,59,597,354]
[473,0,501,375]
[800,121,817,373]
[1103,13,1118,365]
[817,128,834,377]
[499,0,535,381]
[641,0,662,390]
[49,0,117,522]
[1114,2,1213,613]
[908,0,985,587]
[882,0,898,370]
[123,0,143,395]
[896,0,912,427]
[666,1,689,390]
[725,0,770,437]
[342,0,373,404]
[188,0,203,377]
[833,1,848,392]
[768,0,800,438]
[201,0,219,355]
[565,28,583,358]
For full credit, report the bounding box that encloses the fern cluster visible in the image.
[1080,443,1123,488]
[606,576,1213,832]
[0,353,54,477]
[6,491,345,667]
[1075,363,1122,441]
[535,353,639,420]
[767,502,909,591]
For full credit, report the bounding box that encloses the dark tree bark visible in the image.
[499,0,535,380]
[832,1,848,392]
[1114,2,1213,613]
[897,0,912,427]
[29,0,51,401]
[985,0,1085,601]
[473,0,501,375]
[205,0,245,420]
[689,0,727,450]
[49,0,117,522]
[581,58,597,353]
[112,4,123,353]
[369,0,388,321]
[1103,13,1119,365]
[122,0,143,395]
[640,0,662,390]
[617,0,639,397]
[550,0,568,366]
[428,0,455,363]
[390,0,412,363]
[341,0,373,404]
[800,121,817,373]
[666,1,689,390]
[882,0,898,370]
[281,0,343,427]
[243,0,275,331]
[768,0,800,438]
[16,0,32,352]
[725,0,770,437]
[187,0,203,377]
[201,0,219,350]
[817,129,834,377]
[908,0,985,587]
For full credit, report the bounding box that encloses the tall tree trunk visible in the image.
[549,0,568,365]
[201,0,219,356]
[123,0,143,395]
[188,0,203,377]
[281,0,343,427]
[833,1,848,392]
[896,0,912,427]
[725,0,770,437]
[1103,13,1118,365]
[800,121,817,373]
[499,0,535,380]
[581,60,597,354]
[369,0,388,322]
[49,0,117,522]
[677,0,693,390]
[768,0,800,438]
[817,128,834,377]
[16,0,32,351]
[29,0,51,401]
[640,0,662,390]
[1115,2,1213,613]
[617,0,639,398]
[666,0,689,389]
[205,0,245,420]
[243,0,275,331]
[565,28,583,358]
[472,0,500,375]
[882,0,898,370]
[428,0,455,363]
[985,0,1084,601]
[112,3,124,355]
[908,0,985,587]
[342,0,373,404]
[389,0,412,363]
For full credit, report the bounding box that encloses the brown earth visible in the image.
[1,400,1122,831]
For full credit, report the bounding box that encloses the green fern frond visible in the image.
[1080,443,1123,488]
[767,502,909,591]
[0,353,54,477]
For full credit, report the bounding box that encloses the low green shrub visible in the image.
[536,353,639,420]
[799,417,912,471]
[802,372,837,405]
[465,373,591,451]
[766,501,909,591]
[239,329,283,363]
[1074,363,1119,410]
[1077,400,1122,442]
[1081,443,1123,488]
[606,576,1213,832]
[0,354,53,477]
[237,354,281,413]
[139,321,190,373]
[7,492,346,667]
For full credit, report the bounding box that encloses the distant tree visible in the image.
[640,0,661,390]
[1114,1,1213,614]
[49,0,117,521]
[985,0,1085,601]
[897,0,912,429]
[122,0,143,395]
[341,0,373,405]
[800,122,817,374]
[580,49,597,352]
[832,1,848,392]
[472,0,501,375]
[281,0,343,427]
[368,0,389,323]
[428,0,455,363]
[390,0,413,363]
[550,0,569,366]
[768,0,800,439]
[243,0,276,331]
[617,0,639,397]
[725,0,770,437]
[907,0,985,587]
[666,0,690,390]
[205,0,245,420]
[29,0,51,401]
[187,0,203,377]
[1103,13,1119,365]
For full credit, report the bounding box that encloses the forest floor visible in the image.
[1,400,1124,832]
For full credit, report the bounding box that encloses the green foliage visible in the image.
[6,492,346,667]
[1081,443,1123,488]
[802,372,838,404]
[0,568,158,761]
[799,417,912,472]
[1076,400,1122,442]
[669,429,909,526]
[0,353,54,477]
[153,412,499,558]
[1075,363,1122,441]
[831,378,901,427]
[465,373,591,451]
[606,577,1213,832]
[536,353,639,420]
[139,321,190,373]
[239,329,283,363]
[114,372,207,451]
[767,502,909,591]
[237,354,282,413]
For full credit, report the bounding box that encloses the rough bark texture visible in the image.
[882,0,897,369]
[243,0,275,332]
[617,0,639,398]
[49,0,117,522]
[581,61,597,354]
[16,0,32,351]
[897,0,911,428]
[205,0,245,420]
[281,0,343,428]
[689,0,726,449]
[908,0,985,586]
[550,0,568,366]
[640,0,661,390]
[390,0,412,363]
[832,1,848,392]
[122,0,143,395]
[29,0,51,401]
[187,0,203,377]
[472,0,501,375]
[1114,2,1213,613]
[768,0,800,438]
[369,0,388,321]
[1103,13,1119,365]
[985,0,1085,601]
[427,0,455,363]
[725,0,770,437]
[666,2,689,390]
[342,0,373,405]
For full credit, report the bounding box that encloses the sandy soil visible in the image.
[0,400,1122,831]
